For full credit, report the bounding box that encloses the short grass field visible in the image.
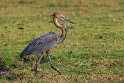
[0,0,124,82]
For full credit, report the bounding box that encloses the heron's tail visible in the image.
[20,48,29,58]
[20,45,32,58]
[20,43,34,59]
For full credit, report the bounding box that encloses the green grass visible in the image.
[0,0,124,82]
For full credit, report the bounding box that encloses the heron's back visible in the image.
[20,32,60,58]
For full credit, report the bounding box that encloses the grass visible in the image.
[0,0,124,82]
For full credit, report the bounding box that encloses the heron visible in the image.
[20,12,75,75]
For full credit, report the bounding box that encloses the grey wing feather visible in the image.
[20,32,59,58]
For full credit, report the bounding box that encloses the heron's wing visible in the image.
[20,32,59,58]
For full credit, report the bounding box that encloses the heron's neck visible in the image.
[53,17,66,37]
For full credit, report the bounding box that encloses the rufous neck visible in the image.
[53,17,66,37]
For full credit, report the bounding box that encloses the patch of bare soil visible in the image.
[0,57,11,76]
[0,67,10,76]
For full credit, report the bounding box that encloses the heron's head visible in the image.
[51,12,76,24]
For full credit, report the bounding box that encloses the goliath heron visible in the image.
[20,12,75,74]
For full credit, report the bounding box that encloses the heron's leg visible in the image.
[40,56,49,64]
[46,50,61,75]
[35,54,43,75]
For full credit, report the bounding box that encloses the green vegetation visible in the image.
[0,0,124,82]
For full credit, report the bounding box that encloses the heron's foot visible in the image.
[50,65,61,75]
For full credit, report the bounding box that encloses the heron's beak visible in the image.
[60,16,76,24]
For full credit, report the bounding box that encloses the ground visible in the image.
[0,0,124,82]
